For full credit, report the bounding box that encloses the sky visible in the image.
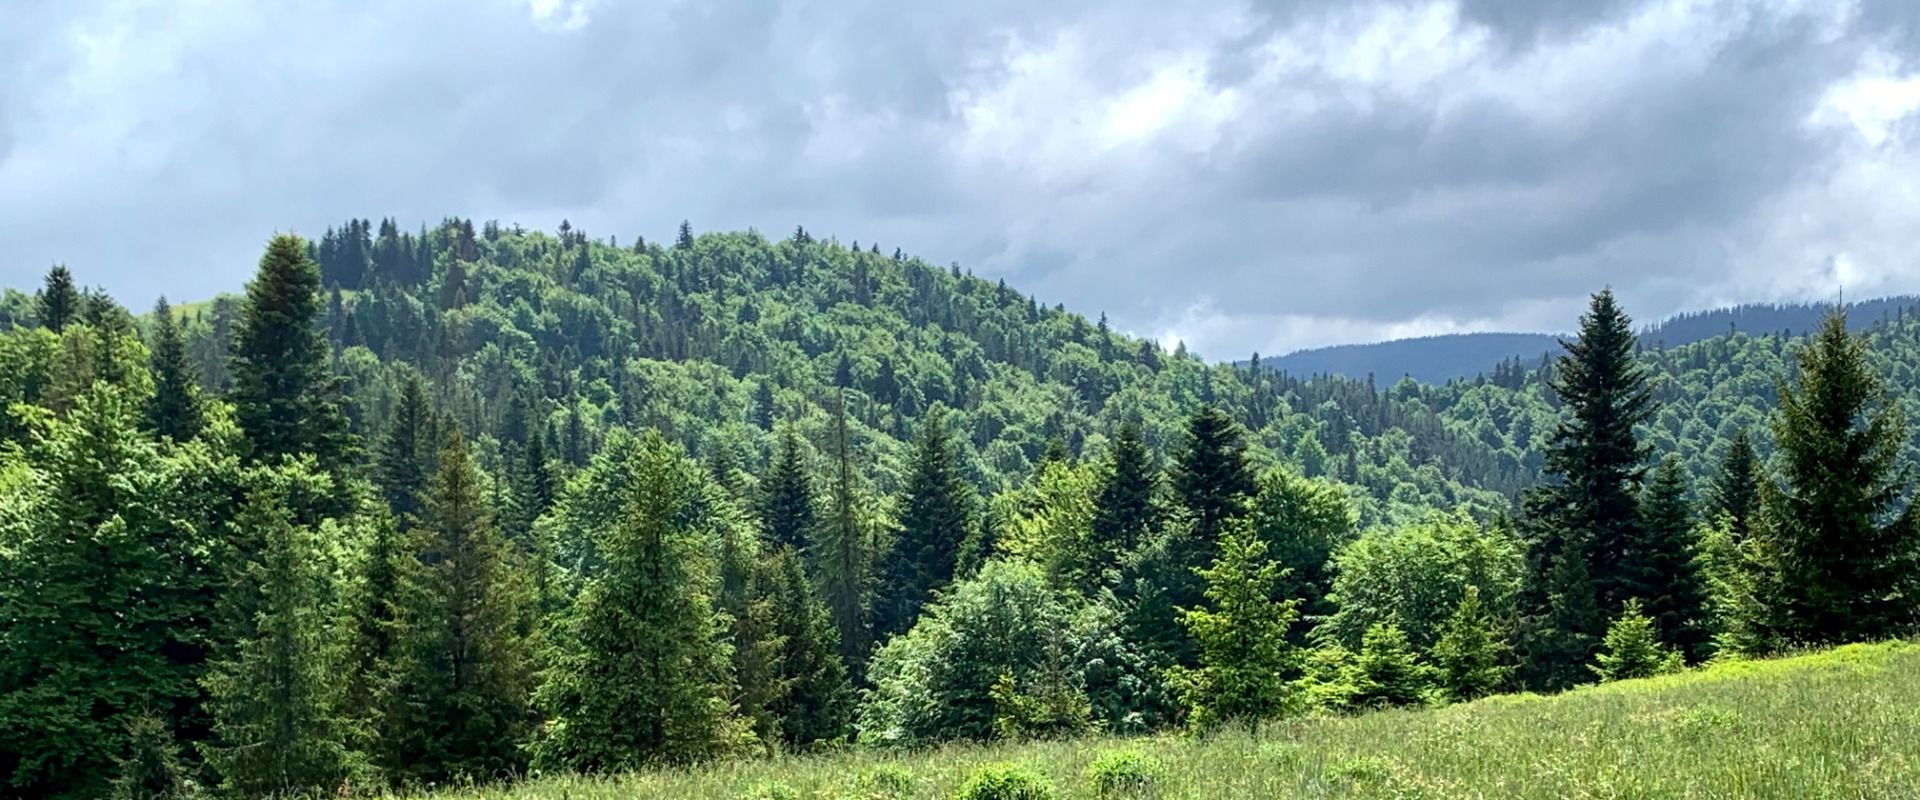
[3,0,1919,360]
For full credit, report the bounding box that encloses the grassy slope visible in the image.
[410,641,1920,799]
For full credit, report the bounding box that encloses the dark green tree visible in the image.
[765,546,854,748]
[532,434,740,771]
[504,429,558,554]
[1709,428,1761,540]
[761,425,816,552]
[201,489,357,798]
[37,264,80,333]
[1348,622,1431,710]
[1758,309,1920,646]
[143,297,204,441]
[1087,420,1160,585]
[228,234,353,473]
[377,428,535,784]
[110,711,196,800]
[813,392,875,670]
[1172,405,1257,549]
[1635,456,1711,661]
[374,372,438,524]
[876,405,974,640]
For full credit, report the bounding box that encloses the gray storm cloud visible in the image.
[2,0,1917,359]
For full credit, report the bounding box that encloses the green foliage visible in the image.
[1084,750,1165,798]
[762,425,816,552]
[952,764,1054,800]
[1323,512,1523,653]
[877,405,975,640]
[1708,428,1760,540]
[859,561,1092,747]
[813,393,878,674]
[201,482,359,798]
[111,712,198,800]
[1757,309,1920,648]
[37,265,80,333]
[0,385,214,799]
[532,432,743,771]
[1166,518,1300,730]
[143,297,204,442]
[1348,623,1432,710]
[1087,420,1161,587]
[1250,468,1357,630]
[374,372,438,524]
[229,234,354,475]
[855,764,916,797]
[376,428,535,784]
[1592,599,1683,682]
[765,545,856,749]
[1431,585,1512,701]
[1635,457,1711,661]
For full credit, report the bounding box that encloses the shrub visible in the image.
[1085,750,1165,798]
[855,763,916,797]
[953,763,1055,800]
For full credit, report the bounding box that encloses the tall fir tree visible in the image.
[505,429,557,554]
[532,434,740,771]
[37,264,81,333]
[1634,457,1711,662]
[143,297,204,442]
[201,489,357,798]
[1165,518,1300,731]
[761,425,816,553]
[764,546,854,748]
[228,234,354,475]
[377,428,535,784]
[374,373,438,524]
[1519,289,1652,688]
[1088,420,1160,586]
[1709,428,1761,540]
[1172,405,1256,557]
[876,405,974,641]
[812,391,875,671]
[1758,309,1920,646]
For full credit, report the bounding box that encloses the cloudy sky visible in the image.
[3,0,1919,359]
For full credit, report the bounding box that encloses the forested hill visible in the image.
[1262,295,1920,384]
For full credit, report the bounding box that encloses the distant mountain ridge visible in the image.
[1256,295,1920,384]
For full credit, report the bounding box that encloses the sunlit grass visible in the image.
[406,640,1920,799]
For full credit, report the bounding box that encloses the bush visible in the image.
[1085,750,1165,798]
[953,763,1055,800]
[855,763,916,797]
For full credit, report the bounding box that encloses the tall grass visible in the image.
[406,641,1920,799]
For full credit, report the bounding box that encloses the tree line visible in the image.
[1,224,1916,798]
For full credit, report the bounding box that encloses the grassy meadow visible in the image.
[405,640,1920,799]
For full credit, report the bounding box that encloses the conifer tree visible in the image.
[1348,622,1431,710]
[1758,309,1920,646]
[37,264,81,332]
[1165,518,1299,731]
[201,490,356,798]
[505,429,558,553]
[1432,585,1512,701]
[0,386,211,798]
[1635,457,1711,661]
[765,546,854,748]
[533,434,739,771]
[813,392,875,669]
[761,425,816,552]
[876,405,974,640]
[1165,405,1257,623]
[144,297,204,441]
[1591,599,1681,682]
[343,515,412,766]
[378,428,535,784]
[717,520,784,749]
[1088,420,1160,583]
[229,235,353,473]
[677,220,696,250]
[1709,428,1761,540]
[375,373,438,524]
[110,712,195,800]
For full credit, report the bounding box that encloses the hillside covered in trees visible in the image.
[3,217,1919,798]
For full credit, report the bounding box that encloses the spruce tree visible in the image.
[1432,585,1512,701]
[717,520,784,750]
[1088,420,1160,585]
[378,428,535,784]
[1165,405,1257,626]
[505,430,558,553]
[37,264,80,332]
[1591,599,1681,682]
[201,490,356,797]
[229,234,353,473]
[1165,518,1299,731]
[532,433,740,771]
[765,546,854,748]
[374,373,437,524]
[1709,428,1761,540]
[876,405,974,640]
[1348,622,1432,710]
[1759,309,1920,646]
[1635,457,1711,661]
[761,425,816,553]
[111,712,195,800]
[813,391,875,670]
[144,297,204,441]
